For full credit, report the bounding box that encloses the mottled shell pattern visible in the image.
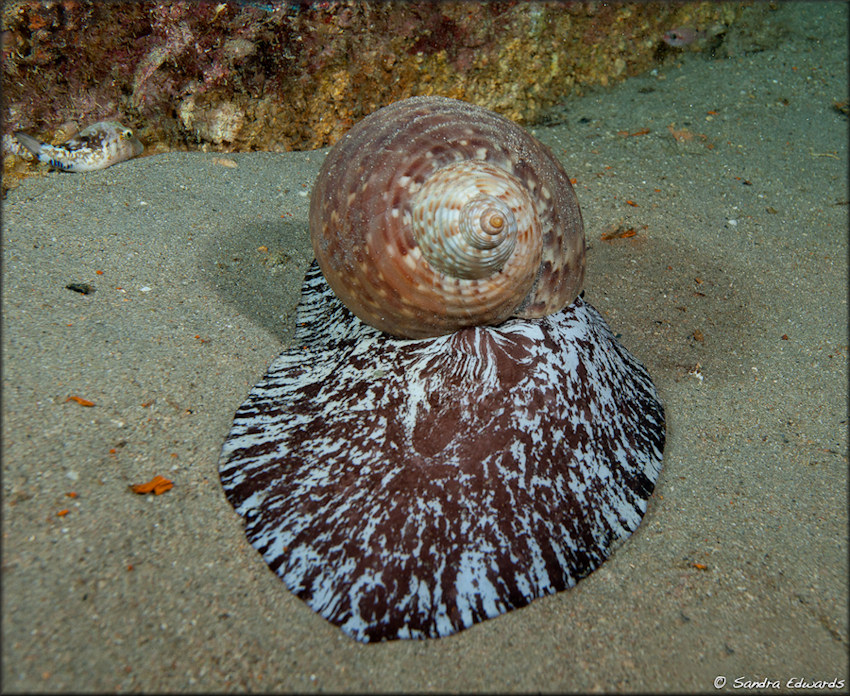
[310,97,586,339]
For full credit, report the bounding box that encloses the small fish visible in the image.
[662,27,708,47]
[13,121,143,172]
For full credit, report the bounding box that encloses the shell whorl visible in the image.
[411,160,539,280]
[310,96,585,339]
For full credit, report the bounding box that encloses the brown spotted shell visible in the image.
[309,96,585,339]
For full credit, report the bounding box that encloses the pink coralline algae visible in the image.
[131,21,194,109]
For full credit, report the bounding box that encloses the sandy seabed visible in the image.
[2,3,847,692]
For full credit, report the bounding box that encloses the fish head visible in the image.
[662,27,696,47]
[120,127,144,156]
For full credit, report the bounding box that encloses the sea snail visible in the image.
[310,96,585,338]
[219,96,665,643]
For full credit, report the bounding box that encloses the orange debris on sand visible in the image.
[130,475,173,495]
[65,395,95,407]
[668,125,694,142]
[617,127,650,137]
[601,224,638,241]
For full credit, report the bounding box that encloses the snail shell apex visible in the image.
[310,96,585,339]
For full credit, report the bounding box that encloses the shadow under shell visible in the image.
[219,261,665,643]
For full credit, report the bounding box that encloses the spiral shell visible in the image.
[310,97,585,339]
